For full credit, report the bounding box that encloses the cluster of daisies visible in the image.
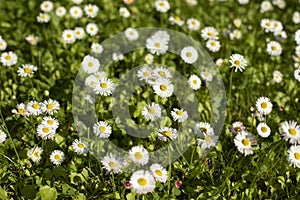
[293,29,300,82]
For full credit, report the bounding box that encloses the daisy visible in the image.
[150,163,168,183]
[169,16,185,26]
[188,74,201,90]
[287,145,300,168]
[94,71,107,80]
[129,146,149,165]
[280,121,300,144]
[152,78,174,98]
[255,97,273,115]
[72,0,83,4]
[229,121,246,136]
[119,7,130,18]
[84,4,99,18]
[17,64,37,77]
[273,70,283,83]
[93,121,112,138]
[28,147,43,162]
[81,55,100,74]
[112,52,124,61]
[267,41,282,56]
[155,0,170,13]
[146,31,170,55]
[41,116,59,129]
[186,18,200,31]
[260,18,273,33]
[0,38,7,51]
[215,58,224,67]
[69,6,83,19]
[37,13,50,23]
[125,28,139,41]
[157,127,178,141]
[194,122,213,137]
[145,53,154,64]
[72,139,88,155]
[130,170,156,194]
[42,99,60,115]
[37,124,56,139]
[62,29,76,44]
[12,103,29,116]
[74,27,85,40]
[94,77,116,96]
[55,6,66,17]
[201,27,219,41]
[229,30,242,40]
[271,20,283,33]
[206,40,221,52]
[293,11,300,24]
[257,123,271,138]
[91,43,103,54]
[25,35,39,45]
[295,29,300,45]
[186,0,197,6]
[229,54,247,72]
[137,67,152,82]
[0,130,7,143]
[238,0,249,5]
[27,100,42,116]
[171,108,188,122]
[294,68,300,82]
[101,153,124,174]
[197,131,218,149]
[260,1,273,13]
[86,23,98,36]
[40,1,54,12]
[123,0,135,5]
[1,51,18,66]
[141,102,161,121]
[233,18,242,28]
[234,131,256,156]
[152,67,172,79]
[201,71,213,82]
[181,46,198,64]
[50,150,65,165]
[85,75,99,89]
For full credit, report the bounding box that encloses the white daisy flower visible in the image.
[1,51,18,67]
[72,0,83,4]
[229,30,242,40]
[197,131,218,149]
[130,170,156,194]
[293,11,300,24]
[84,4,99,18]
[260,1,273,13]
[112,52,124,61]
[186,18,200,31]
[201,27,219,41]
[12,103,29,116]
[62,29,76,44]
[294,68,300,82]
[69,6,83,19]
[101,153,124,174]
[257,123,271,138]
[255,97,273,115]
[155,0,170,13]
[94,71,107,80]
[0,130,7,143]
[91,43,103,54]
[146,31,170,56]
[41,116,59,129]
[145,53,154,64]
[169,16,185,26]
[273,70,283,83]
[238,0,249,5]
[94,77,116,96]
[27,100,43,116]
[267,41,282,56]
[150,163,168,183]
[125,28,139,41]
[137,67,152,82]
[215,58,224,67]
[206,40,221,52]
[72,139,88,155]
[55,6,66,17]
[81,55,100,74]
[280,121,300,144]
[234,131,256,156]
[0,38,7,51]
[123,0,135,5]
[271,20,283,33]
[25,35,39,45]
[86,23,98,36]
[194,122,213,137]
[229,53,247,72]
[171,108,188,122]
[42,99,60,115]
[119,7,130,18]
[186,0,197,6]
[188,74,201,90]
[260,18,273,33]
[37,124,56,140]
[129,146,149,165]
[287,145,300,168]
[152,67,172,79]
[28,146,43,162]
[37,13,50,23]
[233,18,242,28]
[50,150,65,165]
[74,27,85,40]
[152,78,174,98]
[85,74,99,89]
[295,29,300,45]
[229,121,246,135]
[201,71,213,82]
[157,127,178,141]
[181,46,198,64]
[17,64,37,77]
[141,102,161,121]
[40,1,54,12]
[93,121,112,138]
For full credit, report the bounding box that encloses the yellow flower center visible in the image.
[109,162,116,168]
[160,84,167,91]
[186,52,192,57]
[88,8,94,13]
[204,135,212,141]
[78,143,84,149]
[176,110,183,116]
[242,138,250,146]
[88,62,93,67]
[155,43,161,48]
[158,70,166,77]
[134,152,143,160]
[155,170,163,177]
[271,46,277,51]
[43,128,50,133]
[261,126,268,133]
[138,178,147,186]
[289,128,297,136]
[100,126,106,132]
[261,102,268,109]
[164,131,171,136]
[129,31,134,36]
[193,80,197,84]
[34,151,39,158]
[191,21,196,25]
[5,55,11,61]
[211,41,216,47]
[200,127,207,133]
[100,83,107,88]
[33,103,39,109]
[294,152,300,160]
[175,16,180,21]
[148,108,156,114]
[18,108,25,114]
[24,67,31,73]
[207,32,213,37]
[47,120,54,125]
[266,22,271,27]
[143,71,150,76]
[47,104,54,110]
[159,2,165,6]
[54,154,61,160]
[234,60,241,66]
[234,126,241,132]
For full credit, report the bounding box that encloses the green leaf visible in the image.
[0,186,8,200]
[126,193,135,200]
[37,186,57,200]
